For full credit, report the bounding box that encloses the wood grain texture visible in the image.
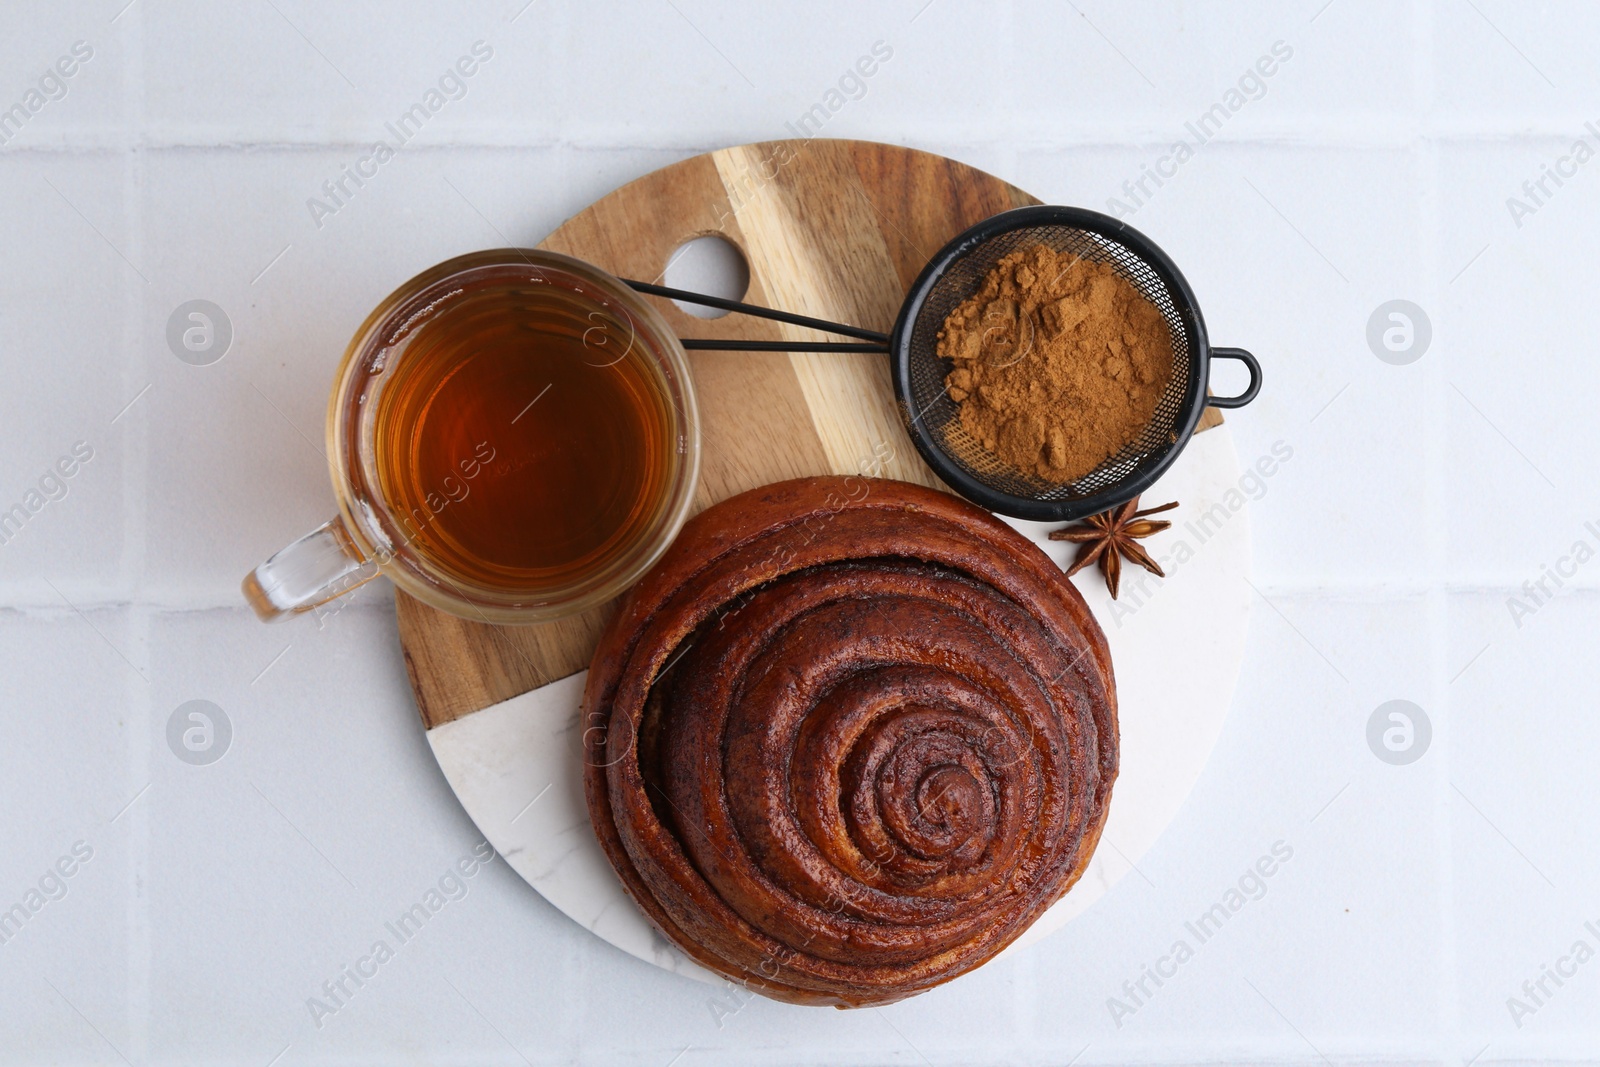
[396,139,1219,729]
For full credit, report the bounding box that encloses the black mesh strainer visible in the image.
[890,205,1260,521]
[625,204,1260,522]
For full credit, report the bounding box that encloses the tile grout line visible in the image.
[126,585,153,1065]
[1000,0,1037,1051]
[0,578,1591,616]
[121,5,152,1059]
[13,120,1600,152]
[549,13,589,1055]
[970,0,1057,1046]
[1416,0,1459,1056]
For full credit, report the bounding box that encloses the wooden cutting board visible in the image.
[396,139,1219,729]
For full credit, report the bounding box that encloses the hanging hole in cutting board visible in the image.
[662,235,749,318]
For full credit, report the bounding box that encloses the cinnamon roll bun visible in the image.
[583,477,1116,1006]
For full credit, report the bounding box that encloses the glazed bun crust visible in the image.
[582,477,1117,1007]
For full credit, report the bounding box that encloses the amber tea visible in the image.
[365,270,679,596]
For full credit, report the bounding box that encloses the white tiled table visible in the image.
[3,2,1597,1063]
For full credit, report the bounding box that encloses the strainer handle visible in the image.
[623,278,890,350]
[1207,348,1261,409]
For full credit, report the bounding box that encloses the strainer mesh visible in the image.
[905,224,1195,502]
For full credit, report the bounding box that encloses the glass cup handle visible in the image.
[242,515,380,622]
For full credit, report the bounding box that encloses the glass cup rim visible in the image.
[323,247,701,624]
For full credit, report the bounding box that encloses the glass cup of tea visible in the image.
[243,249,700,624]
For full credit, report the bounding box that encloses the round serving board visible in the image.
[398,140,1248,988]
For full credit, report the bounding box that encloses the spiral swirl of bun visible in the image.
[583,477,1116,1006]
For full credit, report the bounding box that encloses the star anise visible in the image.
[1048,497,1177,599]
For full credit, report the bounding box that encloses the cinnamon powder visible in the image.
[939,243,1174,483]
